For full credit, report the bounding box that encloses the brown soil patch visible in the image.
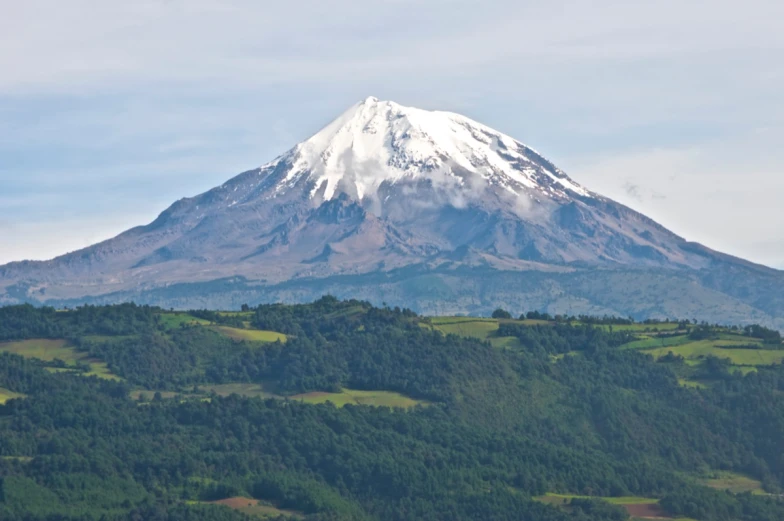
[213,497,259,508]
[624,503,669,518]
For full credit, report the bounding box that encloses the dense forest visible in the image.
[0,299,783,521]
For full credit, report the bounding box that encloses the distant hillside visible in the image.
[2,298,784,520]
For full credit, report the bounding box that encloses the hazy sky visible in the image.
[1,0,783,268]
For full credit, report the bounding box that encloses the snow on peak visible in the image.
[272,97,591,202]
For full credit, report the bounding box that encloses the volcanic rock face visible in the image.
[2,97,783,327]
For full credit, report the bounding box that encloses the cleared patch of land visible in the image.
[535,494,694,520]
[158,313,211,329]
[130,390,191,401]
[642,340,784,366]
[196,497,303,519]
[429,317,521,349]
[130,384,423,409]
[199,383,275,399]
[0,387,25,404]
[701,471,766,494]
[213,326,287,343]
[291,388,426,408]
[536,493,659,506]
[0,339,120,381]
[622,334,692,350]
[591,323,681,333]
[429,317,500,340]
[0,456,33,463]
[678,378,708,389]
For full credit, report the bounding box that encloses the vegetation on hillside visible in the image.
[0,299,783,520]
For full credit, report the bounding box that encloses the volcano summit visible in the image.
[2,98,783,326]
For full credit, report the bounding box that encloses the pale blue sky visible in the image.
[1,0,783,267]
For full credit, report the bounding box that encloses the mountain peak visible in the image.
[266,98,592,204]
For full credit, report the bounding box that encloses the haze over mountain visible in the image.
[2,97,783,328]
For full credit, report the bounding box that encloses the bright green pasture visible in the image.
[0,339,121,380]
[213,326,287,343]
[291,388,426,409]
[428,317,521,348]
[429,317,500,340]
[701,471,766,494]
[642,340,784,366]
[622,335,692,350]
[0,387,24,404]
[158,313,210,329]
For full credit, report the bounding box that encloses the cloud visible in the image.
[623,182,643,202]
[564,141,784,268]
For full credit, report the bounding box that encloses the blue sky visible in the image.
[1,0,783,267]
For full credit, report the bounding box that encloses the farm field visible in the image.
[622,334,692,350]
[291,388,426,408]
[194,497,303,519]
[536,493,659,506]
[199,383,275,399]
[535,494,697,520]
[213,326,287,343]
[700,471,766,494]
[0,339,121,381]
[158,312,211,329]
[428,317,521,349]
[130,384,424,409]
[0,386,24,404]
[641,340,784,366]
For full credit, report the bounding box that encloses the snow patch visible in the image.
[258,97,593,205]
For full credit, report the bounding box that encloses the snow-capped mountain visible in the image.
[2,97,783,327]
[267,96,590,203]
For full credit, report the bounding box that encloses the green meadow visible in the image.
[212,326,288,343]
[642,340,784,366]
[0,386,24,404]
[158,312,211,329]
[0,339,121,381]
[291,388,426,409]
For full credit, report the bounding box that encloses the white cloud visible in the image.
[564,141,784,268]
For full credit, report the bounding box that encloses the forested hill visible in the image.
[1,299,784,521]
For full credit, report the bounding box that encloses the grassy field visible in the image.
[213,326,287,343]
[0,386,25,404]
[158,313,211,329]
[701,471,766,494]
[198,383,275,399]
[428,317,522,349]
[678,378,709,389]
[642,340,784,366]
[535,493,659,506]
[130,384,424,409]
[291,388,426,408]
[622,334,692,350]
[130,390,192,401]
[193,497,303,519]
[590,323,681,332]
[429,317,500,339]
[535,494,700,520]
[0,339,121,380]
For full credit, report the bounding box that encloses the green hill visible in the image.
[0,299,783,521]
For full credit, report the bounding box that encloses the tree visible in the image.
[492,308,512,319]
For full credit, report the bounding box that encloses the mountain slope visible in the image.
[1,97,782,327]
